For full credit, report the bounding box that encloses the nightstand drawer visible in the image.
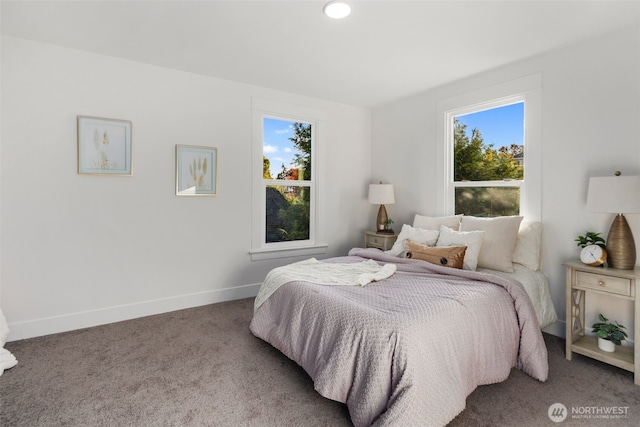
[364,231,397,251]
[368,236,386,248]
[576,271,631,296]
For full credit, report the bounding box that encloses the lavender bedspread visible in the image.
[249,248,548,426]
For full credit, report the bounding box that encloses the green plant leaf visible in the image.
[592,313,627,343]
[576,232,606,248]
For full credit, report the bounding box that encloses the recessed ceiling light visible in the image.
[323,1,351,19]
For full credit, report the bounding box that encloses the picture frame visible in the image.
[176,145,218,196]
[77,116,132,175]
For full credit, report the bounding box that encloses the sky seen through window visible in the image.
[456,102,524,149]
[263,103,523,179]
[263,117,301,178]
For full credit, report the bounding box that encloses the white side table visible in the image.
[564,260,639,385]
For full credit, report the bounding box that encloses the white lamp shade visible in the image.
[368,184,395,205]
[587,175,640,213]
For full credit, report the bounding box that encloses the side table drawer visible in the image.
[576,271,631,296]
[367,235,386,249]
[364,232,397,251]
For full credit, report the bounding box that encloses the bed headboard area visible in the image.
[387,214,542,273]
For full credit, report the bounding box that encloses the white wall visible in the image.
[372,25,640,339]
[0,36,372,340]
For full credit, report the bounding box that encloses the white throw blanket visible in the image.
[254,258,396,310]
[0,308,18,377]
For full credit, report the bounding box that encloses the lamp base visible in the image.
[607,214,636,270]
[376,204,388,232]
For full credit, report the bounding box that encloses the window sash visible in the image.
[263,183,315,245]
[261,119,316,249]
[447,98,526,216]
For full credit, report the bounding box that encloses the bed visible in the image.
[250,215,556,426]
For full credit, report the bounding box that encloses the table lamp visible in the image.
[587,172,640,269]
[368,183,395,233]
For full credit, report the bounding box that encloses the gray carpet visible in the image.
[1,298,638,426]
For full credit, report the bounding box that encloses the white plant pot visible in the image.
[597,337,616,352]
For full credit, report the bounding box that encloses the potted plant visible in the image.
[381,218,394,234]
[591,313,628,352]
[575,231,606,249]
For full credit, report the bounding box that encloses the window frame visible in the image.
[436,74,542,221]
[250,98,327,261]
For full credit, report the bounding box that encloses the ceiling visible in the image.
[2,0,640,108]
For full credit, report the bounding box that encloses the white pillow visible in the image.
[513,221,542,271]
[436,225,484,271]
[386,224,439,257]
[460,216,523,273]
[413,214,463,231]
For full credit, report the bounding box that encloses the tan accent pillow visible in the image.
[460,215,523,273]
[405,240,467,269]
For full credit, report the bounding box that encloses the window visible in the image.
[437,74,542,221]
[251,98,326,260]
[451,101,524,217]
[263,118,313,243]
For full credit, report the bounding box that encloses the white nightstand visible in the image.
[364,231,397,251]
[564,260,639,385]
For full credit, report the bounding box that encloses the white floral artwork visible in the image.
[78,116,132,175]
[87,124,126,170]
[185,153,211,191]
[176,145,217,196]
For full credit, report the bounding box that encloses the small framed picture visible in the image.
[176,145,218,196]
[77,116,132,175]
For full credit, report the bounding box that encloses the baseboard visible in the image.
[7,283,262,342]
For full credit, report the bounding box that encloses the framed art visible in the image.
[176,145,218,196]
[77,116,132,175]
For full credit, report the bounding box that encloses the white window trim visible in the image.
[250,97,327,261]
[436,74,542,221]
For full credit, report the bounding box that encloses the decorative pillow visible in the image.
[436,225,484,271]
[413,214,463,231]
[460,216,523,273]
[386,224,439,257]
[513,221,542,271]
[405,240,466,269]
